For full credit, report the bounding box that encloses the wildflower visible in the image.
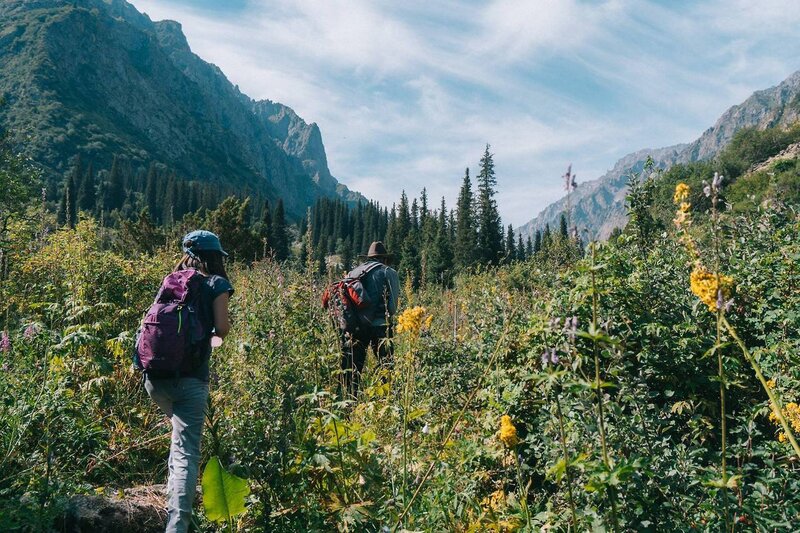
[550,347,559,364]
[766,379,776,390]
[397,306,428,335]
[769,402,800,443]
[0,331,9,353]
[421,423,430,435]
[690,267,734,312]
[499,415,520,448]
[23,323,40,340]
[481,489,506,511]
[673,183,690,204]
[541,351,549,366]
[712,172,723,190]
[567,316,578,341]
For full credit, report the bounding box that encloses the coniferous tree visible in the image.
[76,160,96,214]
[517,233,526,261]
[559,213,569,240]
[541,224,552,252]
[526,235,534,257]
[532,231,541,254]
[257,199,272,258]
[271,199,289,261]
[427,196,454,285]
[504,224,516,264]
[454,168,477,269]
[102,156,125,213]
[476,144,503,265]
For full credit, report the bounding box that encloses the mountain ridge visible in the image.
[0,0,361,218]
[518,70,800,240]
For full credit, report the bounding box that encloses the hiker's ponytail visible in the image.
[174,250,229,280]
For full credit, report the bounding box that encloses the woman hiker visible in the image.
[138,230,233,532]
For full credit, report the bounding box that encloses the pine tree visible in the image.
[559,213,568,240]
[271,199,289,261]
[526,235,534,257]
[258,199,272,258]
[504,224,516,264]
[475,144,503,265]
[454,168,477,269]
[76,160,96,214]
[541,224,552,251]
[517,233,525,261]
[532,231,541,254]
[102,156,125,213]
[427,196,453,285]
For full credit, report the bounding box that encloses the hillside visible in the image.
[518,69,800,240]
[0,0,360,218]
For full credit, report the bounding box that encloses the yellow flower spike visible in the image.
[499,415,519,448]
[674,183,690,204]
[689,267,734,312]
[397,306,428,336]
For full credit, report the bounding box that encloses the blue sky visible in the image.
[129,0,800,226]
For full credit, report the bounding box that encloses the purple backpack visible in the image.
[134,269,208,376]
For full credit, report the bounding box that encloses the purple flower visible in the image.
[567,316,578,341]
[550,348,560,365]
[0,331,10,353]
[23,323,40,340]
[541,351,550,366]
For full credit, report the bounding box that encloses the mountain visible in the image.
[518,70,800,240]
[0,0,361,218]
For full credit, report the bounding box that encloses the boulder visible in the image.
[58,485,167,533]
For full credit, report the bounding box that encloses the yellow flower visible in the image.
[766,379,776,390]
[674,183,690,204]
[689,267,734,312]
[499,415,519,448]
[768,401,800,443]
[480,489,506,512]
[397,306,428,335]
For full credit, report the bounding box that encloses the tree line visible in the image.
[54,145,584,284]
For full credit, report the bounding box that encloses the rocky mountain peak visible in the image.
[518,70,800,241]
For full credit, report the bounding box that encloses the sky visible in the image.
[128,0,800,227]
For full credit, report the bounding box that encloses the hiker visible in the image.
[339,241,399,397]
[136,230,233,533]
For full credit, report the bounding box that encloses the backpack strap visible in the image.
[349,261,383,280]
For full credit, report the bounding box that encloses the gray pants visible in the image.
[145,377,209,533]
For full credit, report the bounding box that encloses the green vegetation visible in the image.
[1,126,800,531]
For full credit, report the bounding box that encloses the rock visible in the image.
[58,485,167,533]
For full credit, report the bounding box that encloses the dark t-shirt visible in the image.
[191,274,234,381]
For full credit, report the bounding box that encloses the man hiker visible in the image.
[340,241,399,397]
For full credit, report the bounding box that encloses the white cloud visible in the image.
[127,0,800,226]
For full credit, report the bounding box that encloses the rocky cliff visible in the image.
[0,0,361,217]
[518,70,800,240]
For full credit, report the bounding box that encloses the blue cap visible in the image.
[182,230,228,257]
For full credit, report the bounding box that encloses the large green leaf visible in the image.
[202,456,250,523]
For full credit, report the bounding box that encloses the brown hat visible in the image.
[361,241,393,259]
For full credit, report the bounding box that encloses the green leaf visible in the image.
[202,456,251,523]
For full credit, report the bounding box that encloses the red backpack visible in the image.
[322,262,382,335]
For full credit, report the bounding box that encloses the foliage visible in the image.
[3,125,800,531]
[202,456,251,526]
